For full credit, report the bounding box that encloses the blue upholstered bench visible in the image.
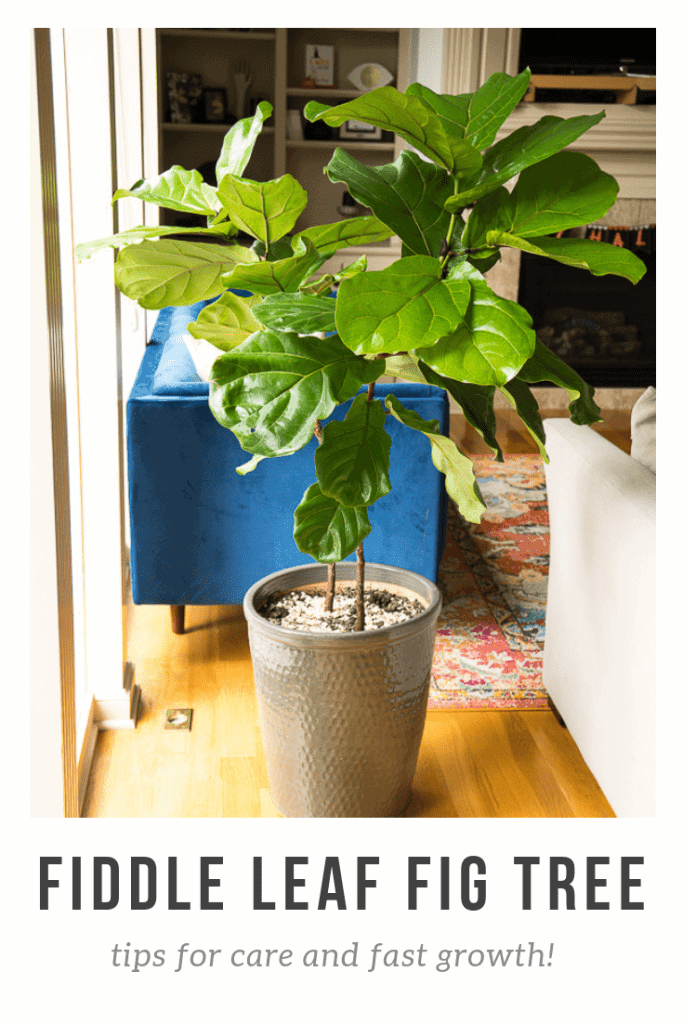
[127,301,450,633]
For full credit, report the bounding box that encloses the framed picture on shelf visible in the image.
[202,87,228,123]
[339,119,382,141]
[305,44,334,86]
[165,71,202,123]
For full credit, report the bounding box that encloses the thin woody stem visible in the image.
[315,417,335,612]
[355,541,365,632]
[325,562,336,613]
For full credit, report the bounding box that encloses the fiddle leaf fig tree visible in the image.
[79,73,647,629]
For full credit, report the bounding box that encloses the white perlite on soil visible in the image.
[258,587,424,633]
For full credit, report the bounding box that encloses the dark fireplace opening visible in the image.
[517,250,656,388]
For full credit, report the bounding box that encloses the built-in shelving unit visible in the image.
[155,27,411,266]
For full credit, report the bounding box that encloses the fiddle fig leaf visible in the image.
[112,166,219,216]
[114,239,257,310]
[407,69,531,151]
[221,238,324,295]
[446,112,606,208]
[417,361,503,462]
[497,377,548,461]
[187,291,262,351]
[215,101,273,183]
[385,395,486,524]
[315,396,392,508]
[486,231,647,284]
[294,483,371,564]
[335,255,471,355]
[517,339,601,425]
[253,293,337,334]
[463,152,619,247]
[384,354,429,384]
[235,454,267,476]
[208,329,385,457]
[305,87,483,175]
[75,222,237,262]
[324,148,452,257]
[417,268,536,387]
[217,173,307,245]
[292,215,393,256]
[335,254,368,279]
[251,236,294,261]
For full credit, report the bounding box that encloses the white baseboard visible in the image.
[77,698,99,815]
[77,663,141,812]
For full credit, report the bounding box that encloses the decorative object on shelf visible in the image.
[286,109,304,141]
[305,44,334,86]
[346,62,394,92]
[233,60,252,119]
[300,77,317,89]
[165,71,202,123]
[337,191,361,218]
[340,119,383,142]
[202,87,229,124]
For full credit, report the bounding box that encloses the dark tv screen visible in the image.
[518,28,656,75]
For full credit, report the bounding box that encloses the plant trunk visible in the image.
[325,563,336,612]
[315,417,336,611]
[355,542,365,631]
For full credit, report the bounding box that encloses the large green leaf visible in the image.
[217,173,307,245]
[113,239,257,309]
[75,222,237,262]
[385,395,486,524]
[304,87,483,175]
[208,329,385,456]
[186,291,262,351]
[407,69,531,151]
[215,101,272,183]
[292,215,393,256]
[112,166,219,216]
[221,238,324,295]
[497,377,548,461]
[253,293,337,334]
[384,354,429,384]
[418,361,503,462]
[517,340,601,425]
[324,148,452,258]
[463,152,619,247]
[293,483,371,564]
[445,112,606,208]
[417,266,536,387]
[335,255,471,355]
[486,231,647,284]
[315,396,392,508]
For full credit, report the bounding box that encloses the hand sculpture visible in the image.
[233,61,252,119]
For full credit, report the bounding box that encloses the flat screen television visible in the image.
[518,28,656,76]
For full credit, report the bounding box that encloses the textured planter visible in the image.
[243,562,442,818]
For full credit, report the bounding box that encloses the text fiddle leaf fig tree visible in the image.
[79,77,647,629]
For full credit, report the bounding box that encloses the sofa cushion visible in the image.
[630,386,656,474]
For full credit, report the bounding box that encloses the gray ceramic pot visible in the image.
[243,562,442,818]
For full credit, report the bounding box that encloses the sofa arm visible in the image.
[542,418,655,817]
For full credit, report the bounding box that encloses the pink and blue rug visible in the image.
[429,454,550,710]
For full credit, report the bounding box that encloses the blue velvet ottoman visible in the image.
[127,301,450,632]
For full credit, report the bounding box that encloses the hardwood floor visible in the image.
[82,408,627,818]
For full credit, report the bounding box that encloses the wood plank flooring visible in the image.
[82,408,627,818]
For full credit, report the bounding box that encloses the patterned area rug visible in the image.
[429,454,550,710]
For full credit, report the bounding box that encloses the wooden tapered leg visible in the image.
[170,605,185,635]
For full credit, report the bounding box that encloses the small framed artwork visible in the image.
[305,44,334,86]
[339,119,383,141]
[203,87,228,123]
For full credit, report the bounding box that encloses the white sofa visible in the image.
[542,415,655,817]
